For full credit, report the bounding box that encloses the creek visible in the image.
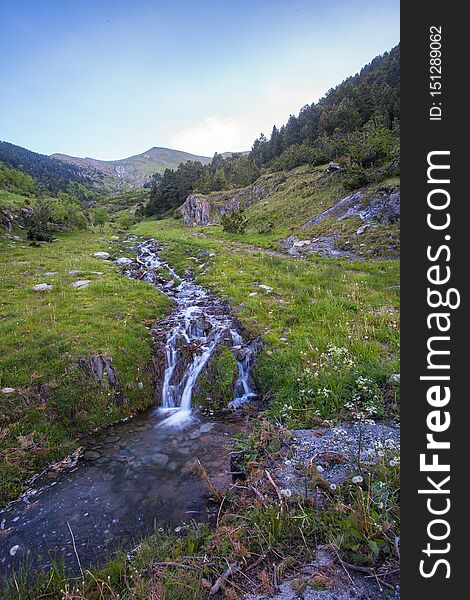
[0,238,258,576]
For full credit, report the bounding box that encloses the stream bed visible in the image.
[0,238,258,576]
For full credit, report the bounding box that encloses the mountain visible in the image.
[52,147,213,189]
[0,141,102,197]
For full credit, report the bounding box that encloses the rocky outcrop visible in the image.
[300,186,400,230]
[1,206,31,231]
[178,176,282,227]
[78,354,122,403]
[179,194,212,226]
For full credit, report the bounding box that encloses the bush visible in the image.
[24,199,53,241]
[221,209,247,234]
[343,163,370,191]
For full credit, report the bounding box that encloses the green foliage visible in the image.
[0,161,36,195]
[0,141,100,200]
[93,206,109,231]
[343,163,370,191]
[117,212,137,230]
[24,198,54,241]
[221,209,247,234]
[193,345,238,413]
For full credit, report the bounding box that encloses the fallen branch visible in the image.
[265,470,283,502]
[150,561,215,571]
[210,563,240,595]
[67,521,84,578]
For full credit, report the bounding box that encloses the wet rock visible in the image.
[33,283,52,291]
[152,453,169,466]
[199,422,215,433]
[115,257,133,266]
[83,451,101,460]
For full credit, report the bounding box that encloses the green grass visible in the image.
[0,227,170,504]
[132,219,400,426]
[177,165,400,258]
[0,189,31,211]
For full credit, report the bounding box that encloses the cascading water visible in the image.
[0,237,259,576]
[134,240,257,425]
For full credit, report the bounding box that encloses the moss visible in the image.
[193,345,238,413]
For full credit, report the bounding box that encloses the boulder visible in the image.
[115,257,133,266]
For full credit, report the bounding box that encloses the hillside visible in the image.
[0,141,103,198]
[178,164,400,259]
[52,146,212,189]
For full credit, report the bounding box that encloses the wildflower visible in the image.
[352,475,363,484]
[280,488,292,497]
[377,501,384,509]
[389,460,398,467]
[330,483,337,491]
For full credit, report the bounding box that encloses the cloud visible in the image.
[170,117,251,156]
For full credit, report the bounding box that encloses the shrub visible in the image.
[221,209,247,234]
[343,163,370,191]
[24,199,53,241]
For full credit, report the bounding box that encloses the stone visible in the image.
[293,240,311,248]
[71,280,93,288]
[115,257,133,266]
[83,450,101,460]
[68,270,82,275]
[1,387,15,394]
[152,453,169,466]
[94,252,110,259]
[91,271,104,275]
[44,271,58,276]
[33,283,52,291]
[199,422,215,433]
[388,373,400,384]
[258,284,273,292]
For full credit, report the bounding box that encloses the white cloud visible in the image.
[170,117,251,156]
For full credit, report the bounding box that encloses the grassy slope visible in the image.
[0,228,169,504]
[1,217,400,598]
[188,165,400,258]
[133,219,400,425]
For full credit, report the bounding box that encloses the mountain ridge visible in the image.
[51,147,247,189]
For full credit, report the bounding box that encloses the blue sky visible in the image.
[0,0,399,160]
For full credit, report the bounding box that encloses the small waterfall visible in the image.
[132,240,257,425]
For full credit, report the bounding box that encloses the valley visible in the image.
[0,44,400,599]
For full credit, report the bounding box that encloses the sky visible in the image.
[0,0,399,160]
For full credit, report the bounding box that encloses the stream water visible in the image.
[0,238,257,577]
